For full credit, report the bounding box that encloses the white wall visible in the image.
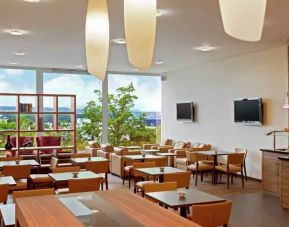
[162,46,288,179]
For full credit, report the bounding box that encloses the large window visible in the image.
[107,74,161,146]
[0,68,36,150]
[43,72,102,150]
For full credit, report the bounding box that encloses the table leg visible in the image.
[159,175,164,183]
[180,207,187,218]
[213,156,217,185]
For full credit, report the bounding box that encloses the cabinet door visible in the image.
[263,158,279,193]
[281,162,289,209]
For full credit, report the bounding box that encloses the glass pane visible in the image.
[43,96,56,112]
[0,114,17,130]
[58,96,74,112]
[19,96,37,113]
[20,114,37,130]
[108,74,161,146]
[0,95,17,112]
[58,114,73,130]
[39,114,56,131]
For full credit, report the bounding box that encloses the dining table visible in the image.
[145,188,226,218]
[70,157,109,165]
[0,176,16,186]
[197,150,233,184]
[0,159,40,173]
[135,166,186,182]
[15,189,198,227]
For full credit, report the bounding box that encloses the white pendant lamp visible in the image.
[219,0,267,42]
[86,0,109,80]
[124,0,156,69]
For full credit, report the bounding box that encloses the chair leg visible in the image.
[219,172,222,180]
[128,173,131,189]
[241,169,244,188]
[195,170,198,186]
[122,175,125,186]
[244,163,248,181]
[201,172,203,182]
[231,173,234,184]
[227,172,230,189]
[105,173,108,190]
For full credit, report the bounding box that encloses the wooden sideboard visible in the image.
[278,157,289,209]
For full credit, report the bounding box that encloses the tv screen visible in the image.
[234,98,263,124]
[177,102,193,121]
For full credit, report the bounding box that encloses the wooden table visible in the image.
[142,149,159,154]
[15,189,198,226]
[0,176,16,186]
[197,151,233,184]
[48,171,102,188]
[70,157,108,165]
[145,188,226,217]
[0,160,40,172]
[123,154,164,162]
[0,204,15,227]
[135,166,186,182]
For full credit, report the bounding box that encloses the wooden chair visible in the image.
[145,157,167,167]
[215,153,245,189]
[191,201,232,227]
[13,188,55,202]
[70,153,91,158]
[187,152,214,186]
[143,182,177,201]
[3,165,32,191]
[68,178,103,193]
[133,162,156,194]
[163,171,192,188]
[52,166,80,173]
[235,148,248,181]
[85,161,109,190]
[0,184,9,204]
[29,157,59,188]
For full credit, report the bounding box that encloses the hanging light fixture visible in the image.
[124,0,156,69]
[219,0,267,42]
[86,0,109,80]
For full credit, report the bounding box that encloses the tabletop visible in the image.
[0,159,40,168]
[197,151,233,156]
[0,176,16,186]
[16,189,198,227]
[49,171,102,183]
[123,154,163,161]
[135,166,186,176]
[145,188,226,208]
[157,152,178,156]
[0,204,15,226]
[142,149,159,153]
[70,157,108,164]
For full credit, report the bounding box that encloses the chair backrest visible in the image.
[13,188,55,202]
[85,161,109,174]
[0,157,23,161]
[228,153,245,165]
[52,166,80,173]
[164,139,173,146]
[235,148,247,161]
[145,158,167,167]
[143,182,177,194]
[50,157,59,169]
[133,162,156,177]
[163,171,191,188]
[186,151,208,163]
[3,165,32,179]
[70,153,91,158]
[68,178,102,193]
[0,184,9,204]
[36,136,61,154]
[191,201,232,227]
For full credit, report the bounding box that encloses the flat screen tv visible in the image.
[177,102,194,121]
[234,98,263,125]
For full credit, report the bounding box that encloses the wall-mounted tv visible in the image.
[177,102,194,121]
[234,98,263,125]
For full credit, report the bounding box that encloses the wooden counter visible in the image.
[278,156,289,209]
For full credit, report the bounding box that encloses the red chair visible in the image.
[36,136,61,155]
[10,136,34,156]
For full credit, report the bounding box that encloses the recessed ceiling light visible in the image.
[7,29,26,36]
[195,46,217,52]
[14,51,26,56]
[22,0,40,2]
[156,9,163,17]
[9,61,17,65]
[112,38,126,44]
[155,60,164,65]
[75,65,84,68]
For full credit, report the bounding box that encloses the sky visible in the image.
[0,69,161,112]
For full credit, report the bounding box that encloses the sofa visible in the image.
[10,136,35,157]
[153,141,190,154]
[85,141,101,157]
[143,138,173,150]
[174,144,212,170]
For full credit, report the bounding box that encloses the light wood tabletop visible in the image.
[48,171,102,184]
[15,189,199,227]
[0,160,39,169]
[0,204,15,227]
[70,157,108,164]
[0,176,16,186]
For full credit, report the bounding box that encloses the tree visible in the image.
[78,83,156,146]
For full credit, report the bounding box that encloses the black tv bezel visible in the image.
[234,98,263,125]
[176,102,194,122]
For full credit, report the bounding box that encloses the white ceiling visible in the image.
[0,0,288,75]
